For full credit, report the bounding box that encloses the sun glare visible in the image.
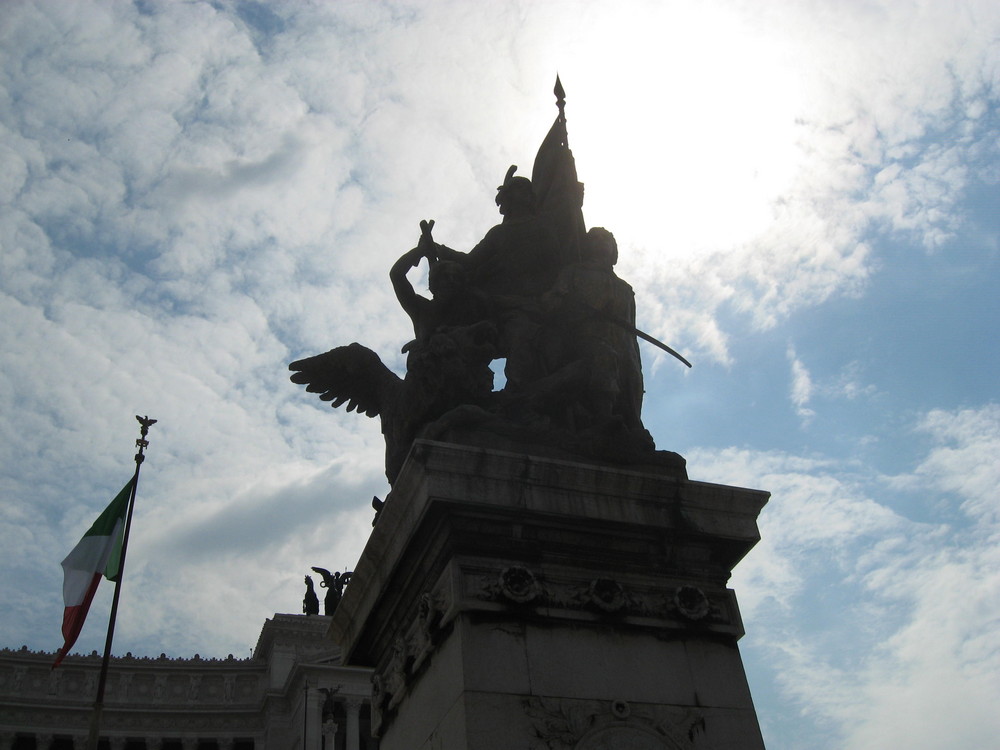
[554,4,806,268]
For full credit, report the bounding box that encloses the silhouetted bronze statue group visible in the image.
[291,80,686,484]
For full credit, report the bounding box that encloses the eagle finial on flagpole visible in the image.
[134,415,157,463]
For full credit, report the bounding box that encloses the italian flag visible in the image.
[53,480,133,668]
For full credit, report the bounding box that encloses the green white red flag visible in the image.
[53,480,133,668]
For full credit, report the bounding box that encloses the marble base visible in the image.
[330,440,769,749]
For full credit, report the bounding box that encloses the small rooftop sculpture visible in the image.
[302,575,320,616]
[291,78,688,484]
[311,567,352,616]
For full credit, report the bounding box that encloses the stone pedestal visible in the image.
[330,440,769,749]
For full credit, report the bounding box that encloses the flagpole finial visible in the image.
[554,75,566,114]
[134,415,157,463]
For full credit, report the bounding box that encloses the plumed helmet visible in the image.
[495,165,535,209]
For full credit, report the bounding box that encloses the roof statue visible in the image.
[310,567,352,616]
[290,78,688,485]
[302,575,320,616]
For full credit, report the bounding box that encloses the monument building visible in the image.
[0,615,377,750]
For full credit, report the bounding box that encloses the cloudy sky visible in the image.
[1,0,998,746]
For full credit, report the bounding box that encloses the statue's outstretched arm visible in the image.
[390,246,427,323]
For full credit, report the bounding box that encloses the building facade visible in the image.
[0,615,377,750]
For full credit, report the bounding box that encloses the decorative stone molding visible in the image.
[370,673,386,736]
[383,638,408,712]
[672,586,710,622]
[117,672,133,700]
[587,578,627,613]
[152,674,166,701]
[371,633,412,737]
[410,590,447,673]
[498,566,541,604]
[523,697,704,750]
[454,561,739,638]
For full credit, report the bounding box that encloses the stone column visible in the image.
[109,737,126,750]
[0,732,16,750]
[345,699,362,750]
[146,737,164,750]
[36,735,54,750]
[305,686,324,750]
[180,737,198,750]
[321,720,338,750]
[219,738,235,750]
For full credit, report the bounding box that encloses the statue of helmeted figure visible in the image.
[428,167,565,393]
[289,78,687,486]
[539,227,645,435]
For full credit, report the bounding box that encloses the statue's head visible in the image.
[495,165,535,216]
[586,227,618,266]
[428,260,466,300]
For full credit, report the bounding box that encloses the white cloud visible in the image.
[909,405,1000,525]
[702,402,1000,749]
[787,345,815,424]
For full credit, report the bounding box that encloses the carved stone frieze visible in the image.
[458,561,737,636]
[410,590,445,672]
[499,565,542,603]
[476,565,546,605]
[587,578,627,613]
[523,697,704,750]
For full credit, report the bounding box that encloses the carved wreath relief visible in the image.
[524,697,703,750]
[476,565,721,626]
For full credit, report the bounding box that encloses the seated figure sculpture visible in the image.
[429,166,566,392]
[539,227,645,434]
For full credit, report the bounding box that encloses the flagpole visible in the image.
[86,415,157,750]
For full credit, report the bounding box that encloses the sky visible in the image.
[1,0,998,747]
